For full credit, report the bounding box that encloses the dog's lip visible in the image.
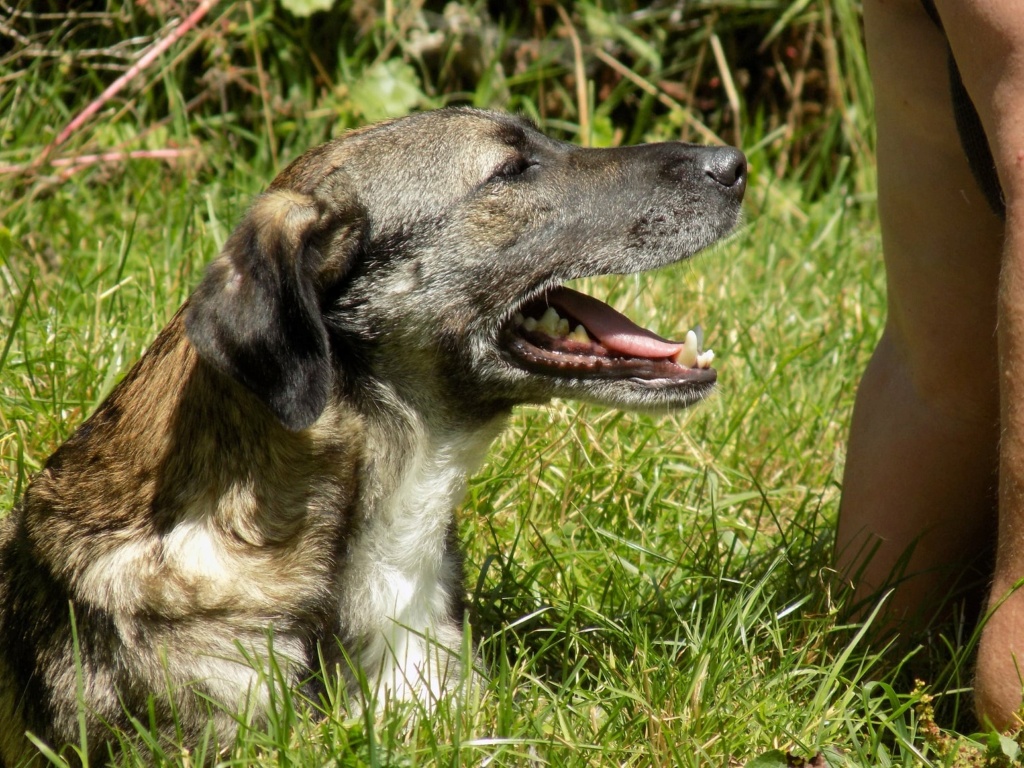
[501,285,716,382]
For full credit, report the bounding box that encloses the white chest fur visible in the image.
[337,415,504,703]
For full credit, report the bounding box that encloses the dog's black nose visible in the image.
[701,146,747,192]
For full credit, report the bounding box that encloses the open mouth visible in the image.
[502,286,715,384]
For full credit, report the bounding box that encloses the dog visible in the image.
[0,107,746,764]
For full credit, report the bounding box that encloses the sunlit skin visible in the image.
[837,0,1024,729]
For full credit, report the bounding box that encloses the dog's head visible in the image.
[186,108,745,431]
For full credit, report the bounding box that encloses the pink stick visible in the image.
[50,148,195,167]
[46,0,217,155]
[0,148,196,176]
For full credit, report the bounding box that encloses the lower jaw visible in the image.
[552,380,717,412]
[504,338,716,385]
[502,363,717,412]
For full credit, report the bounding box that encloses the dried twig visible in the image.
[246,1,277,168]
[36,0,217,167]
[0,149,196,179]
[708,28,741,147]
[0,2,122,21]
[591,48,723,145]
[553,3,589,147]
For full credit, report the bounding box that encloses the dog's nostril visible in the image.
[703,147,747,189]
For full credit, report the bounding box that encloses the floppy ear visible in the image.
[186,188,353,431]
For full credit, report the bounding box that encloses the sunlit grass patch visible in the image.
[2,1,1011,764]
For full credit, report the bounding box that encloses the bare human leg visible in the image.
[932,0,1024,729]
[837,0,1002,633]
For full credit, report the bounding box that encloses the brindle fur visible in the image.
[0,108,745,765]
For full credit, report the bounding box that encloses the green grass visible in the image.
[1,2,1018,766]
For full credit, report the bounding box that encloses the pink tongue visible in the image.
[548,287,683,359]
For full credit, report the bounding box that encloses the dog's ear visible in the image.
[186,187,357,431]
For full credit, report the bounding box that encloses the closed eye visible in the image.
[488,155,538,182]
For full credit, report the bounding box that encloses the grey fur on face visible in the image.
[0,108,745,765]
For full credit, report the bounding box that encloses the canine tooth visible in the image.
[556,318,570,337]
[538,307,561,336]
[523,317,538,332]
[678,329,699,367]
[568,324,590,344]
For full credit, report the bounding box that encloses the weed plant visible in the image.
[0,1,1016,766]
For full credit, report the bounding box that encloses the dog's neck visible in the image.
[345,378,509,519]
[373,420,501,522]
[332,391,506,683]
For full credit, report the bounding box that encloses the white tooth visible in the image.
[568,324,590,344]
[514,312,525,326]
[678,329,699,367]
[538,307,561,336]
[696,349,715,369]
[556,318,570,337]
[523,317,538,332]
